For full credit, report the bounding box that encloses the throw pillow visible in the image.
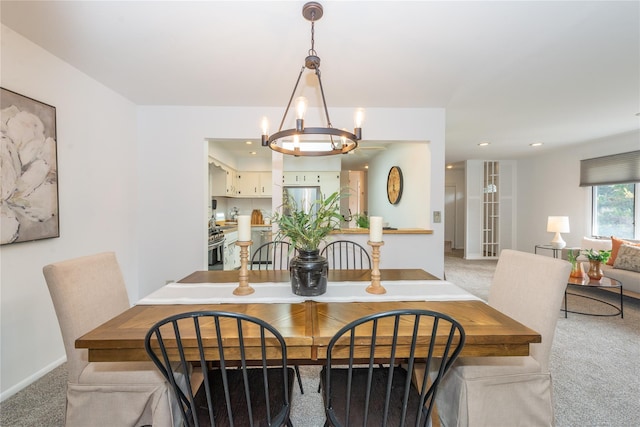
[613,244,640,273]
[607,236,640,266]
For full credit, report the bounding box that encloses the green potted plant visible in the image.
[271,191,343,296]
[567,249,584,278]
[353,213,370,229]
[582,248,611,280]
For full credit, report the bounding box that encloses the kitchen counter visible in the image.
[218,225,431,234]
[326,229,437,274]
[217,225,237,231]
[332,228,433,235]
[211,224,436,273]
[216,222,272,230]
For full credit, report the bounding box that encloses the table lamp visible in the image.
[547,216,570,249]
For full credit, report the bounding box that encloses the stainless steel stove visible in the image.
[208,225,225,268]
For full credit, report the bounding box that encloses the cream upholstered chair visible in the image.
[43,252,182,427]
[435,249,571,427]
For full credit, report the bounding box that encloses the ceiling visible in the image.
[2,1,638,170]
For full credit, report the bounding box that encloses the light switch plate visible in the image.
[433,211,442,223]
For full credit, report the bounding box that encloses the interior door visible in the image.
[445,185,456,249]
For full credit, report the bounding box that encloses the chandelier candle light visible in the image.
[547,216,570,249]
[260,2,364,156]
[234,215,254,296]
[366,216,386,294]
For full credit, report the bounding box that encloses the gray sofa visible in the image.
[563,236,640,298]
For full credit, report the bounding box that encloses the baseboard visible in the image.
[0,356,66,402]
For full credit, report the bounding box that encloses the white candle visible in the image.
[369,216,383,242]
[238,215,251,242]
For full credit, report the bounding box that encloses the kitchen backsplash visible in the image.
[210,197,272,222]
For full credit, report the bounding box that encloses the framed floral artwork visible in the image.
[1,88,59,245]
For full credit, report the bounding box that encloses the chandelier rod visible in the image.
[277,66,306,133]
[315,69,333,128]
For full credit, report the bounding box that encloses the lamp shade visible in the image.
[547,216,570,233]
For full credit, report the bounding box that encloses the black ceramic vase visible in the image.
[290,249,328,296]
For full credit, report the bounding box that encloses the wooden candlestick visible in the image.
[366,240,386,294]
[233,241,255,296]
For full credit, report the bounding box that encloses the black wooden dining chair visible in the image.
[145,311,294,427]
[320,240,371,270]
[320,309,466,427]
[250,241,293,270]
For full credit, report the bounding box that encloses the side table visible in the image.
[534,244,562,259]
[563,276,623,318]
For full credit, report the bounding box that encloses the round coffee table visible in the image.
[563,276,623,318]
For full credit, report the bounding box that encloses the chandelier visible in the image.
[261,2,363,157]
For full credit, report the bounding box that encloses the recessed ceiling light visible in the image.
[249,151,257,155]
[364,164,369,169]
[446,164,453,169]
[529,142,543,147]
[478,142,490,147]
[245,141,253,145]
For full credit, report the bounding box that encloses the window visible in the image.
[592,183,638,239]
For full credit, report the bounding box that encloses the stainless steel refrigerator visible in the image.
[283,186,322,216]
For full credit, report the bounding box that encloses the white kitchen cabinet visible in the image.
[282,171,341,198]
[259,172,272,196]
[236,172,272,197]
[208,158,238,197]
[317,171,341,199]
[223,230,240,270]
[210,163,227,197]
[282,172,321,186]
[236,172,259,196]
[224,167,237,196]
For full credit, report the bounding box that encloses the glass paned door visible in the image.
[483,161,500,257]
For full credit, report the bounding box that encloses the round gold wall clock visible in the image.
[386,166,403,205]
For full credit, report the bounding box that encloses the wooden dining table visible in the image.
[76,269,541,363]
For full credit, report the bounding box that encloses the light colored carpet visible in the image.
[2,251,638,426]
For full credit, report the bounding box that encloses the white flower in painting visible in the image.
[1,106,57,244]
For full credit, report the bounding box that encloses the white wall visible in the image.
[1,26,139,399]
[369,142,431,228]
[516,130,640,253]
[136,107,447,296]
[365,110,445,275]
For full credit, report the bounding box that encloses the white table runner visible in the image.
[137,280,481,305]
[314,281,481,302]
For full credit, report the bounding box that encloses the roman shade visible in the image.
[579,150,640,186]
